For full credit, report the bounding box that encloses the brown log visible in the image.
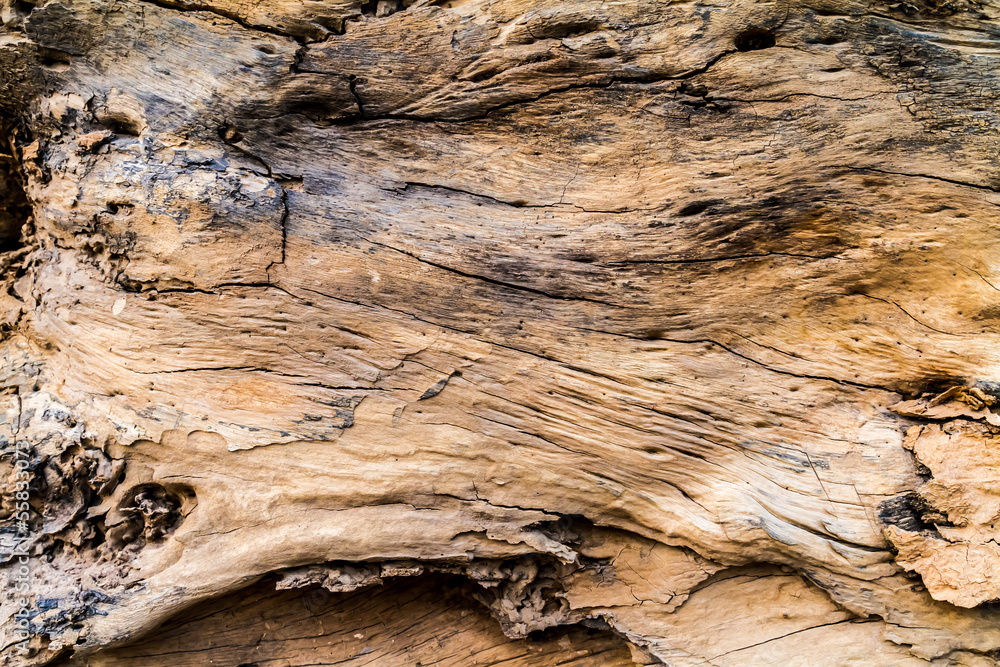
[2,0,1000,664]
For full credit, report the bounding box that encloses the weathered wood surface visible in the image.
[2,0,1000,663]
[75,574,640,666]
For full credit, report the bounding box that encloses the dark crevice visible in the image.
[734,27,777,52]
[358,0,411,18]
[218,123,243,143]
[106,483,195,551]
[265,187,289,283]
[837,164,1000,195]
[96,112,143,137]
[37,46,73,71]
[348,75,366,118]
[0,120,30,253]
[609,251,843,265]
[878,492,953,538]
[395,181,550,209]
[676,200,719,217]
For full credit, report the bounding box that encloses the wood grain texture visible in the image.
[1,0,1000,663]
[66,575,639,667]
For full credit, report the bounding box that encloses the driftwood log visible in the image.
[2,0,1000,664]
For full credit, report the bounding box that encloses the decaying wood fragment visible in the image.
[3,0,1000,664]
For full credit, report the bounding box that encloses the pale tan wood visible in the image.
[1,0,1000,663]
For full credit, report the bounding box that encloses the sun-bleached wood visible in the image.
[2,0,1000,664]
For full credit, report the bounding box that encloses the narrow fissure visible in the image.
[0,120,30,253]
